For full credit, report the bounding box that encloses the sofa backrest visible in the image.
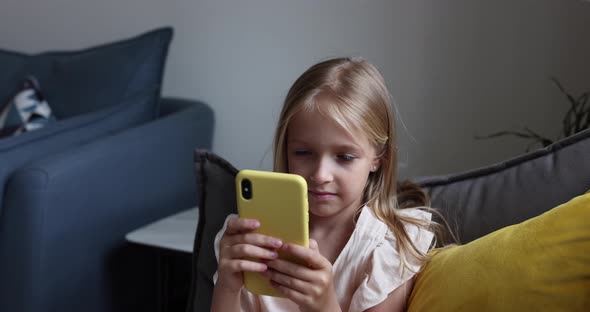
[416,128,590,243]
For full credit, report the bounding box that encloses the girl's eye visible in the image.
[293,150,311,156]
[338,154,356,162]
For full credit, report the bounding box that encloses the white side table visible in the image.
[126,207,199,253]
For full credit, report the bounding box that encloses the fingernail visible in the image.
[273,239,282,247]
[270,251,278,258]
[252,220,260,227]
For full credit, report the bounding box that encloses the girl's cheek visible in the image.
[288,162,306,175]
[291,168,308,178]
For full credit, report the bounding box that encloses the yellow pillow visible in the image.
[408,193,590,311]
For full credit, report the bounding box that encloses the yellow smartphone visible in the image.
[235,169,309,297]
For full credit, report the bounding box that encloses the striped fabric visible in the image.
[0,77,55,138]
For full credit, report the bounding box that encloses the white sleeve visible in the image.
[212,214,238,284]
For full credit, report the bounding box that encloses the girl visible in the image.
[212,57,439,312]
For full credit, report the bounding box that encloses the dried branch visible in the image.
[476,78,588,152]
[474,130,537,140]
[474,128,553,148]
[575,92,589,132]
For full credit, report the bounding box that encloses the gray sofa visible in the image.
[186,127,590,311]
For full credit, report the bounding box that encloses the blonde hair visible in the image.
[273,57,443,273]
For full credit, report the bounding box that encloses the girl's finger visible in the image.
[309,238,319,252]
[226,233,283,250]
[281,243,329,270]
[269,279,310,307]
[228,244,279,261]
[266,259,316,282]
[220,258,267,273]
[262,269,310,294]
[225,217,260,234]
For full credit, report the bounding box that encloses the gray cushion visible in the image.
[187,150,239,312]
[416,128,590,243]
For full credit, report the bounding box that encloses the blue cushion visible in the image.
[0,27,172,120]
[0,27,173,210]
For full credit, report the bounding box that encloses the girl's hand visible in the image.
[263,239,341,312]
[216,216,284,293]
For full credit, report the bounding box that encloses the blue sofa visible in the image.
[0,97,214,311]
[0,27,215,311]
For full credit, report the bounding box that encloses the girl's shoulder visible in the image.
[344,207,434,311]
[386,206,433,240]
[355,206,434,265]
[395,206,433,222]
[349,206,434,263]
[359,206,433,241]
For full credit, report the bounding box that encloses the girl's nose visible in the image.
[310,158,333,184]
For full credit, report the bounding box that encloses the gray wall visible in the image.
[1,0,589,178]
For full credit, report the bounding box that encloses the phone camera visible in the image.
[241,179,252,200]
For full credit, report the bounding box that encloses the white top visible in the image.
[213,206,434,312]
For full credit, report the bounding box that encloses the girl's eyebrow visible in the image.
[287,138,310,145]
[333,143,363,153]
[288,139,364,154]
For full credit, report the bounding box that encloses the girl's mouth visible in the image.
[309,190,336,200]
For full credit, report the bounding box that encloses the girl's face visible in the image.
[286,106,380,219]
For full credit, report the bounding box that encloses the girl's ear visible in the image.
[371,158,381,172]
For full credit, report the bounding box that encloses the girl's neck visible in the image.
[309,203,362,263]
[309,208,356,238]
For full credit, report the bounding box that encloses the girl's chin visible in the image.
[308,198,363,219]
[308,202,340,218]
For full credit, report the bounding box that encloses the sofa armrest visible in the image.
[160,97,201,116]
[0,100,214,311]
